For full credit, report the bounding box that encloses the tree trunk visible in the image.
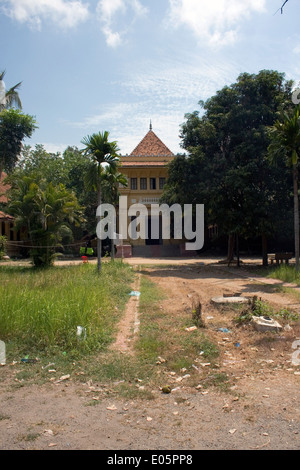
[97,185,102,273]
[236,233,240,267]
[227,234,235,264]
[293,164,299,271]
[0,162,3,186]
[262,232,268,266]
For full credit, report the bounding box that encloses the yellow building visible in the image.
[118,124,193,257]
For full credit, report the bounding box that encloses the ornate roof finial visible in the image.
[149,120,152,131]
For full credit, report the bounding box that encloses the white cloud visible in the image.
[96,0,148,47]
[64,53,239,154]
[167,0,266,47]
[1,0,90,30]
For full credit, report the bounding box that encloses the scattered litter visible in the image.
[54,374,70,384]
[146,417,153,421]
[21,356,38,364]
[162,385,171,394]
[185,326,197,332]
[0,340,6,365]
[44,429,54,436]
[182,374,191,379]
[291,340,300,366]
[229,429,237,434]
[218,328,231,333]
[251,316,282,332]
[156,356,166,364]
[76,326,87,339]
[42,363,55,370]
[235,342,241,348]
[129,291,141,297]
[106,405,117,411]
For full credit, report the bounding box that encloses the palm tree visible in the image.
[0,71,22,111]
[81,131,120,272]
[8,176,83,267]
[101,165,128,261]
[268,104,300,271]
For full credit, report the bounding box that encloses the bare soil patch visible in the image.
[0,259,300,451]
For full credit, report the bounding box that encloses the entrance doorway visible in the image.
[146,215,162,246]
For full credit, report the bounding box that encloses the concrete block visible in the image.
[211,296,249,305]
[251,315,282,332]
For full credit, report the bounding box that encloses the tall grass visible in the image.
[268,264,300,285]
[0,262,134,355]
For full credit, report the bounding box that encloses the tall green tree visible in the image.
[101,164,128,261]
[0,108,36,181]
[0,71,22,111]
[62,146,98,235]
[81,131,120,272]
[163,70,293,264]
[268,105,300,271]
[8,175,83,267]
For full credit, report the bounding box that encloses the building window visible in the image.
[140,178,147,190]
[159,177,166,189]
[150,178,156,190]
[130,178,137,190]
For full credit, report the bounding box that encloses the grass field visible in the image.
[0,261,134,358]
[0,261,223,397]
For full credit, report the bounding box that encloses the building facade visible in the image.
[117,125,191,257]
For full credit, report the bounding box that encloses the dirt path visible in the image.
[0,259,300,451]
[109,273,141,354]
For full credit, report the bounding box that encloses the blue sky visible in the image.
[1,0,300,156]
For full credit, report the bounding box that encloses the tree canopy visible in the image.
[8,174,83,267]
[162,70,294,263]
[81,131,120,272]
[0,70,22,111]
[0,108,37,180]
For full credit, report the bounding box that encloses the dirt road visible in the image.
[0,258,299,451]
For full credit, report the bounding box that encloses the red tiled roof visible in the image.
[0,211,13,220]
[130,129,174,157]
[121,161,167,167]
[0,172,10,204]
